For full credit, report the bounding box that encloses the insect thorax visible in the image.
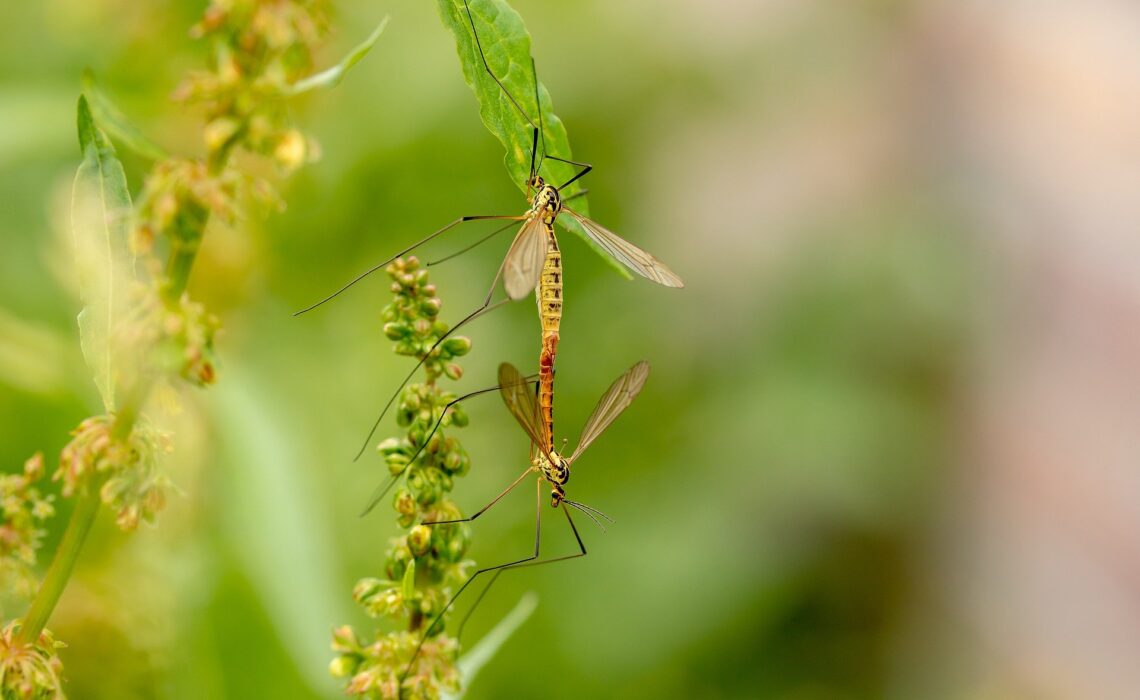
[529,178,561,225]
[538,453,569,485]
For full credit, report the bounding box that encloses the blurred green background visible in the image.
[11,0,1119,698]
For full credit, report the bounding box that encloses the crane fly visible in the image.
[399,359,651,685]
[296,0,682,468]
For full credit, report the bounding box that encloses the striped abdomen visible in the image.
[537,225,562,454]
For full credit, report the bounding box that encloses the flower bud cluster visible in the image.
[56,416,172,532]
[332,258,475,700]
[331,627,459,700]
[175,0,328,171]
[0,621,64,700]
[132,159,247,259]
[118,287,222,389]
[1,455,55,602]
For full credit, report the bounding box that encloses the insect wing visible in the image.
[502,216,548,300]
[498,362,555,461]
[562,207,683,288]
[569,360,651,464]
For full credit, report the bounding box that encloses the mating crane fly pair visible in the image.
[297,0,683,686]
[296,1,683,469]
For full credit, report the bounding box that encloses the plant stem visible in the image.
[16,486,101,644]
[17,183,216,646]
[163,202,208,306]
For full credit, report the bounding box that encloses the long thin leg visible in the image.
[426,219,519,268]
[549,156,592,191]
[423,466,534,526]
[360,381,508,516]
[400,478,544,686]
[294,215,522,315]
[461,0,538,134]
[352,256,513,462]
[455,569,502,641]
[561,188,589,204]
[402,374,539,477]
[456,503,587,642]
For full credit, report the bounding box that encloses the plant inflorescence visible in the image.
[1,1,382,695]
[331,257,476,700]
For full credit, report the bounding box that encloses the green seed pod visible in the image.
[408,427,425,447]
[408,524,432,557]
[396,408,414,427]
[413,318,431,336]
[328,656,356,679]
[443,450,461,473]
[383,322,409,340]
[394,340,416,357]
[385,453,409,476]
[449,405,468,427]
[376,437,403,456]
[420,298,441,317]
[445,532,468,563]
[352,577,386,604]
[394,488,416,519]
[444,363,463,380]
[404,256,419,272]
[386,542,412,580]
[414,269,429,285]
[442,337,471,357]
[422,284,437,296]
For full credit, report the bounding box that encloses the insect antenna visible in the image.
[564,499,614,523]
[563,499,613,532]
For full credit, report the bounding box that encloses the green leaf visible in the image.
[436,0,630,279]
[402,558,416,602]
[211,372,351,697]
[71,95,135,411]
[81,70,167,160]
[288,16,390,94]
[444,592,538,699]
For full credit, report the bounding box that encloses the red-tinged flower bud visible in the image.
[330,625,359,653]
[394,488,416,518]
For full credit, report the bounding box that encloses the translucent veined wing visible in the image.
[498,362,555,462]
[561,207,684,288]
[502,216,549,300]
[569,360,651,464]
